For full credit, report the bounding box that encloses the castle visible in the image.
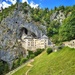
[18,27,49,52]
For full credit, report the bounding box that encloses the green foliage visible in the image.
[0,4,16,21]
[34,49,44,56]
[46,47,52,54]
[52,34,59,44]
[31,14,40,22]
[27,50,35,59]
[58,6,65,11]
[12,59,20,69]
[12,57,28,69]
[20,58,28,65]
[47,21,60,37]
[27,49,44,58]
[0,61,9,75]
[12,49,44,70]
[59,10,75,41]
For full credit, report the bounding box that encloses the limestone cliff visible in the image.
[0,4,46,64]
[50,10,65,24]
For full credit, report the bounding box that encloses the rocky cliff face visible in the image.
[50,10,65,24]
[0,5,45,65]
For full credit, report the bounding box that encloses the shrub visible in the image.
[12,58,20,69]
[47,48,53,54]
[20,58,28,65]
[0,61,9,75]
[27,50,35,59]
[12,57,28,69]
[29,54,35,59]
[34,49,44,56]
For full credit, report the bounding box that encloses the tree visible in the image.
[54,6,57,10]
[44,8,49,13]
[47,21,60,37]
[58,6,65,11]
[59,10,75,41]
[0,61,9,75]
[46,48,52,54]
[16,0,20,10]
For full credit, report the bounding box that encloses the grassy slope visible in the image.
[29,47,75,75]
[12,66,30,75]
[12,47,75,75]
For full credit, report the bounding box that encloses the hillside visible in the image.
[12,47,75,75]
[0,2,75,75]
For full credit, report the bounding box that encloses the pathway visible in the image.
[6,59,34,75]
[25,59,34,75]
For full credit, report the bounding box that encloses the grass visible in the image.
[12,47,75,75]
[28,47,75,75]
[12,66,30,75]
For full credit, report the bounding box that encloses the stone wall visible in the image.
[63,40,75,48]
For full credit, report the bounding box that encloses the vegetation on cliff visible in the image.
[59,9,75,41]
[0,3,75,43]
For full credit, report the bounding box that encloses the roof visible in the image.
[41,35,48,39]
[24,35,33,39]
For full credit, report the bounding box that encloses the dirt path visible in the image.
[6,59,34,75]
[25,59,34,75]
[25,65,33,75]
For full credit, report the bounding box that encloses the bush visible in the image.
[29,54,35,59]
[12,59,20,69]
[20,58,28,65]
[0,61,9,75]
[12,57,28,69]
[34,49,44,56]
[27,50,35,59]
[47,48,53,54]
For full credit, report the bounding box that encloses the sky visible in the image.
[0,0,75,9]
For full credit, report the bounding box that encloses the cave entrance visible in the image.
[20,27,28,39]
[20,27,28,35]
[19,27,37,39]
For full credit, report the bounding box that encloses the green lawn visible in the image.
[28,47,75,75]
[12,66,30,75]
[12,47,75,75]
